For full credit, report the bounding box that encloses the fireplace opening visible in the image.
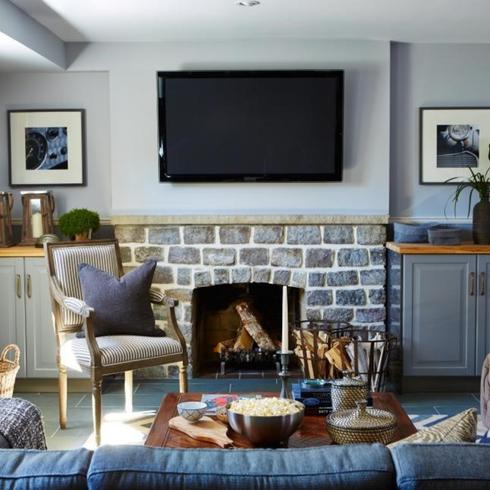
[192,283,301,377]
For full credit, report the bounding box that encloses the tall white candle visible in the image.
[31,212,43,238]
[281,286,289,353]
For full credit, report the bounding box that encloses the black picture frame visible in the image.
[8,109,86,187]
[420,106,490,185]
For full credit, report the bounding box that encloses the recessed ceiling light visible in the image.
[236,0,260,6]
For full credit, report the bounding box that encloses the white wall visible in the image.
[0,71,111,218]
[390,43,490,220]
[67,40,391,216]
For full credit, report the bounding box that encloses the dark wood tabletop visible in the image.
[145,392,416,449]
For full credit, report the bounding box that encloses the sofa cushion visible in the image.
[391,443,490,489]
[88,444,396,490]
[78,260,164,337]
[0,448,92,490]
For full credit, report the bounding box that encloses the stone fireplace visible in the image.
[114,219,387,378]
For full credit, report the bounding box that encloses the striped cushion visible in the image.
[389,409,477,448]
[60,335,183,368]
[52,244,119,326]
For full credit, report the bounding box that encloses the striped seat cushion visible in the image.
[60,335,183,368]
[52,244,120,326]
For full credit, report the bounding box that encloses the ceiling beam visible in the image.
[0,0,65,68]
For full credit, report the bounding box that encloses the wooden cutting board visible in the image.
[169,416,233,448]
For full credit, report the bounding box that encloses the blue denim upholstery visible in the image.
[0,448,92,489]
[391,443,490,489]
[2,442,490,489]
[88,444,396,490]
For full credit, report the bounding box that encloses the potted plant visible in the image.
[58,208,100,241]
[447,167,490,244]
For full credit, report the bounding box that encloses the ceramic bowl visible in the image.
[177,401,208,422]
[228,400,304,446]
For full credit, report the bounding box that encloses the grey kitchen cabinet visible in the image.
[387,247,490,377]
[476,254,490,372]
[0,258,27,377]
[0,254,88,379]
[24,258,58,378]
[403,254,477,376]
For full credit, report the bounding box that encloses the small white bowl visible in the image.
[177,401,208,422]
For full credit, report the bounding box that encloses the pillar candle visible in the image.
[281,286,289,353]
[31,212,43,238]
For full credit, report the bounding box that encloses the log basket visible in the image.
[293,321,397,392]
[0,344,20,398]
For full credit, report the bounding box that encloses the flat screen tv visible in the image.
[158,70,343,182]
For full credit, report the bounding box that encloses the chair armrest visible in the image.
[49,277,94,319]
[149,288,179,307]
[149,288,187,360]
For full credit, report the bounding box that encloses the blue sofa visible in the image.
[0,443,489,489]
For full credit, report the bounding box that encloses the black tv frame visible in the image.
[157,70,344,183]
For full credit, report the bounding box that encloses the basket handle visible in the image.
[1,344,20,366]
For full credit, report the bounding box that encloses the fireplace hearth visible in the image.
[192,283,300,377]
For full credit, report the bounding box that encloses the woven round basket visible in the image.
[326,400,397,445]
[331,374,369,411]
[0,344,20,398]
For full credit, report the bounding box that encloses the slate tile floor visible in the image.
[14,379,481,450]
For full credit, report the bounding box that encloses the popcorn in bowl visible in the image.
[228,397,302,417]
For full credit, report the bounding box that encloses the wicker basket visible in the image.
[0,344,20,398]
[326,400,397,445]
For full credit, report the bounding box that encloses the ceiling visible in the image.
[0,31,60,71]
[8,0,490,44]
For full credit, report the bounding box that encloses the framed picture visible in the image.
[8,109,86,186]
[420,107,490,184]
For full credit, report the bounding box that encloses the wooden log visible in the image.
[233,327,255,351]
[213,338,235,354]
[235,302,276,351]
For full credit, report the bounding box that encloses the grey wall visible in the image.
[0,71,111,218]
[390,43,490,220]
[67,40,391,216]
[5,41,482,220]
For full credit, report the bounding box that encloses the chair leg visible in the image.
[125,370,133,413]
[92,377,102,446]
[178,362,188,393]
[58,366,67,429]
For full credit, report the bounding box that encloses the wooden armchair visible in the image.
[44,239,188,446]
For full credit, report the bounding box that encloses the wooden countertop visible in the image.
[0,245,44,257]
[386,241,490,255]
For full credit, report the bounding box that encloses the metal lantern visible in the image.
[20,191,55,245]
[0,192,14,247]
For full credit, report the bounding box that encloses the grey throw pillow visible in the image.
[76,260,165,337]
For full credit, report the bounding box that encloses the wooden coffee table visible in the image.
[146,392,416,448]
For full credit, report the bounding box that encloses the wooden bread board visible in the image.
[169,416,233,448]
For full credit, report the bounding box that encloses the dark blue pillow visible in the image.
[77,260,164,337]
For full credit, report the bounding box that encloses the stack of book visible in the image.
[292,381,332,415]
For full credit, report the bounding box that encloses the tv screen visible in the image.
[158,70,343,182]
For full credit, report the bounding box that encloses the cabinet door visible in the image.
[476,255,490,374]
[0,258,26,377]
[24,258,58,378]
[403,255,477,376]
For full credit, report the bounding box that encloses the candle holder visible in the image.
[277,350,294,399]
[20,191,55,245]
